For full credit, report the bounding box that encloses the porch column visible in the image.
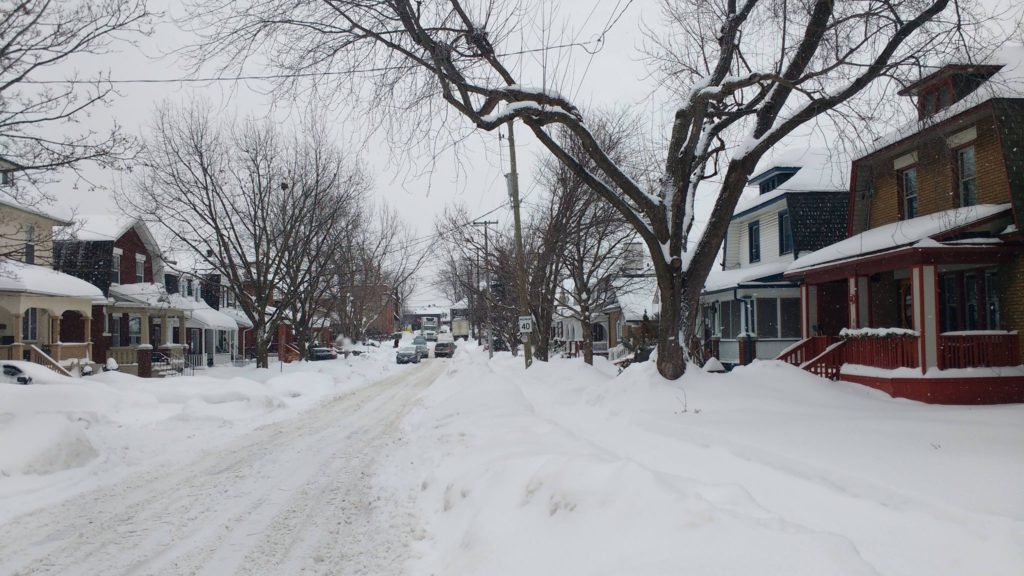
[84,316,93,360]
[857,276,870,329]
[50,314,62,362]
[161,313,170,346]
[912,265,940,373]
[12,313,24,360]
[801,284,818,339]
[847,277,859,329]
[140,313,150,346]
[178,315,187,348]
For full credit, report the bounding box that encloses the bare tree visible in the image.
[119,101,361,368]
[327,201,427,341]
[279,131,370,360]
[0,0,151,205]
[188,0,992,378]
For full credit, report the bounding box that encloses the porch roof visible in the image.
[704,260,792,293]
[0,258,104,300]
[787,204,1012,276]
[219,306,254,329]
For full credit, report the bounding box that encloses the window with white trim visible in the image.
[135,255,146,283]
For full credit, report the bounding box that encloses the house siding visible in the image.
[999,255,1024,359]
[863,109,1012,231]
[0,206,63,264]
[114,228,154,285]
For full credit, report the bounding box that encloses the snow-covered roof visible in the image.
[704,260,792,293]
[75,214,136,242]
[409,305,450,318]
[110,282,239,330]
[0,258,104,300]
[0,195,72,225]
[860,43,1024,157]
[788,204,1011,273]
[733,147,849,216]
[610,276,659,322]
[220,306,254,329]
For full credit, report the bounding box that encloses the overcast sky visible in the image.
[36,0,1024,308]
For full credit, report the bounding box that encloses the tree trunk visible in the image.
[256,339,269,369]
[655,270,685,379]
[581,302,594,366]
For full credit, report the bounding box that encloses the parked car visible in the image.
[396,345,420,364]
[424,330,438,342]
[1,362,33,385]
[309,347,337,361]
[434,341,456,358]
[412,336,429,359]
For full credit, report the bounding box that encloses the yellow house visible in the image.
[0,163,104,372]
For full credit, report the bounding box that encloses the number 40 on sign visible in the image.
[518,316,533,333]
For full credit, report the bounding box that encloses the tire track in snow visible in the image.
[0,361,444,576]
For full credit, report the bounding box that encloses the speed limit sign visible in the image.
[518,315,534,333]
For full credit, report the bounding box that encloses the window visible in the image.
[0,171,13,186]
[900,168,918,219]
[23,225,35,264]
[755,298,779,338]
[940,274,960,332]
[957,146,977,207]
[985,271,1000,330]
[22,308,38,341]
[964,273,979,330]
[111,253,121,284]
[748,221,761,263]
[135,255,146,283]
[110,314,121,346]
[129,316,142,345]
[780,298,802,338]
[216,330,230,354]
[186,279,193,297]
[778,210,793,255]
[721,300,741,339]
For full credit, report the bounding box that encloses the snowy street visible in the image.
[0,360,443,576]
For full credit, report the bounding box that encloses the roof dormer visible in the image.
[748,166,800,195]
[0,156,23,186]
[899,64,1002,120]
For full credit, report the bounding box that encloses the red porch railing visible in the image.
[843,335,919,370]
[802,340,848,380]
[939,332,1021,369]
[776,336,834,366]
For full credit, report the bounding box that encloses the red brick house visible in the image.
[781,47,1024,404]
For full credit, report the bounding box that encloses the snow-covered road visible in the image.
[0,360,444,576]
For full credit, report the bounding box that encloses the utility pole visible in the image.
[506,120,533,369]
[472,220,498,359]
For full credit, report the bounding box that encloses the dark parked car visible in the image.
[412,336,429,359]
[309,347,338,361]
[1,362,34,384]
[433,341,456,358]
[396,345,420,364]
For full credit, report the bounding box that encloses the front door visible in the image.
[817,281,848,337]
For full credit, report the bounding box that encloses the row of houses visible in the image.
[555,46,1024,404]
[0,189,338,376]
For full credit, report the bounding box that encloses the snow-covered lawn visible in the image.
[386,343,1024,575]
[0,347,409,523]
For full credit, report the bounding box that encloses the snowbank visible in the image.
[0,347,409,521]
[384,351,1024,575]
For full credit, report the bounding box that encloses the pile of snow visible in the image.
[381,351,1024,575]
[0,345,408,521]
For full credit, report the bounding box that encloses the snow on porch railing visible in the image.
[841,331,919,370]
[939,331,1020,369]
